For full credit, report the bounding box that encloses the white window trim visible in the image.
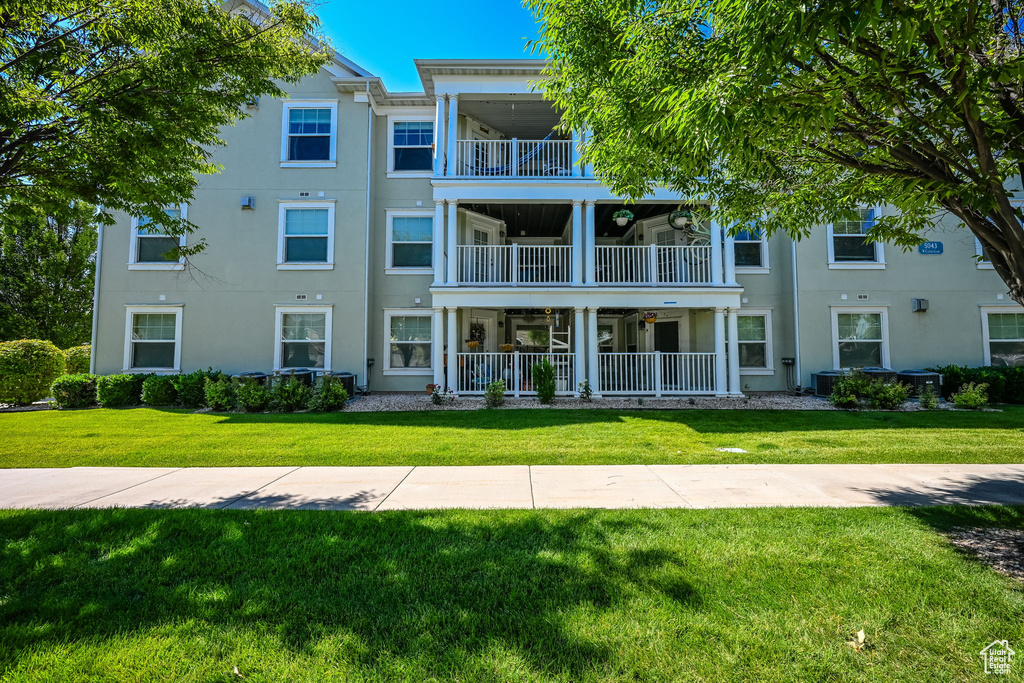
[830,306,890,370]
[386,113,435,177]
[383,308,434,376]
[737,309,774,375]
[277,201,335,270]
[827,207,885,269]
[128,204,187,270]
[274,305,333,372]
[734,229,770,274]
[123,305,183,373]
[975,237,996,269]
[980,304,1024,366]
[385,208,434,274]
[280,100,339,168]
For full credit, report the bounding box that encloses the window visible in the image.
[734,226,767,270]
[832,308,889,369]
[828,208,884,267]
[385,311,432,374]
[975,237,995,269]
[386,211,433,271]
[281,101,338,166]
[277,202,335,269]
[275,307,332,370]
[737,312,774,373]
[983,310,1024,367]
[123,306,182,371]
[130,206,186,269]
[392,121,434,171]
[597,324,614,352]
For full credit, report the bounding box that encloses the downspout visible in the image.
[791,239,802,391]
[362,82,372,390]
[89,213,104,374]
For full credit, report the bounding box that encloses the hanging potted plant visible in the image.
[669,208,693,230]
[500,343,514,352]
[465,339,480,349]
[643,311,658,325]
[612,209,634,227]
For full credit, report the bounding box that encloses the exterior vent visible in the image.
[857,294,869,300]
[299,191,310,197]
[240,196,255,210]
[295,294,307,301]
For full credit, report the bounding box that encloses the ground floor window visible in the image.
[275,307,331,370]
[123,306,182,371]
[985,311,1024,367]
[737,312,773,370]
[832,308,888,369]
[385,311,432,373]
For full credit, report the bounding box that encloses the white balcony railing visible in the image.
[595,245,714,285]
[455,352,576,396]
[453,139,575,178]
[456,245,573,285]
[598,352,717,395]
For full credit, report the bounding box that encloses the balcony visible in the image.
[456,245,572,285]
[595,245,713,285]
[598,352,717,395]
[452,138,577,178]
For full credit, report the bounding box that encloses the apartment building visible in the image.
[90,51,1023,397]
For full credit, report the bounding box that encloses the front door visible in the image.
[651,226,684,283]
[654,321,680,389]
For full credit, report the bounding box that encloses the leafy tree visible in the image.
[0,0,330,255]
[0,203,97,348]
[529,0,1024,304]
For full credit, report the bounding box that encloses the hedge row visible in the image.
[928,365,1024,404]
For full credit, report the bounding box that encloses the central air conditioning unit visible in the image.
[896,370,942,397]
[863,367,897,383]
[323,371,356,397]
[811,370,845,397]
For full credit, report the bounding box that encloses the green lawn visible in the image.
[0,505,1021,682]
[1,407,1023,468]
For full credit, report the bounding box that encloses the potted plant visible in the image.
[643,311,658,325]
[669,209,693,229]
[500,343,514,352]
[465,339,480,349]
[612,209,634,227]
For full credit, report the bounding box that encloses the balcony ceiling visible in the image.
[459,100,564,140]
[462,203,694,239]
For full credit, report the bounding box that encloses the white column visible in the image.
[432,307,444,389]
[583,128,594,177]
[584,201,596,284]
[446,307,458,392]
[587,307,601,396]
[571,200,583,285]
[570,129,581,177]
[724,228,737,285]
[432,199,445,286]
[711,220,724,285]
[446,199,458,284]
[727,307,742,395]
[434,95,446,176]
[714,307,727,396]
[445,94,459,177]
[574,307,585,393]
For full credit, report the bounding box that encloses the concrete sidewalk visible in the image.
[1,464,1022,511]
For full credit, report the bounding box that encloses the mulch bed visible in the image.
[944,527,1024,581]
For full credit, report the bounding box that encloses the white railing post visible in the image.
[584,201,596,284]
[445,95,459,177]
[446,200,458,283]
[511,243,519,286]
[654,350,662,397]
[649,243,659,285]
[513,351,521,396]
[511,138,519,178]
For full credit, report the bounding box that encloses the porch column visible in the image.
[445,95,459,177]
[432,199,445,286]
[711,219,724,285]
[571,200,583,285]
[587,306,602,397]
[583,128,594,177]
[446,199,458,284]
[434,95,446,176]
[727,307,742,395]
[584,200,596,284]
[432,307,444,390]
[724,228,737,285]
[714,307,727,396]
[446,307,458,392]
[574,307,585,394]
[570,129,581,177]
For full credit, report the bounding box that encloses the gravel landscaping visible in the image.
[944,527,1024,582]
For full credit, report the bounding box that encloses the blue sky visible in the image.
[317,0,544,92]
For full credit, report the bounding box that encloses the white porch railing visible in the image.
[455,352,576,395]
[598,352,717,395]
[456,245,573,285]
[454,139,575,177]
[595,245,714,285]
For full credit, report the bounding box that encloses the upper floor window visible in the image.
[281,101,337,166]
[828,208,884,268]
[386,210,433,272]
[392,121,434,172]
[130,205,186,270]
[277,202,335,270]
[123,306,182,371]
[983,310,1024,367]
[975,237,995,269]
[734,226,767,271]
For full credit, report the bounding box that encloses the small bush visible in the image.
[0,339,66,404]
[63,345,91,374]
[952,382,989,410]
[50,373,97,409]
[235,377,271,413]
[918,385,940,410]
[532,359,557,404]
[578,379,593,402]
[484,379,505,408]
[272,375,311,412]
[865,381,910,410]
[427,383,454,406]
[174,368,224,408]
[204,376,235,412]
[308,375,349,412]
[829,392,860,410]
[141,375,177,406]
[96,373,146,408]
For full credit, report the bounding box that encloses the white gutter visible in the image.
[361,82,372,386]
[89,216,104,374]
[791,239,802,390]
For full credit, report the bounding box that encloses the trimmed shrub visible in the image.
[96,373,146,408]
[918,385,940,410]
[952,382,989,410]
[865,381,911,410]
[308,375,349,412]
[63,345,91,374]
[532,359,557,404]
[174,369,224,408]
[0,339,66,404]
[204,376,235,412]
[271,375,311,412]
[828,391,860,410]
[929,365,1024,404]
[235,377,271,413]
[50,373,97,409]
[141,375,178,406]
[484,379,506,408]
